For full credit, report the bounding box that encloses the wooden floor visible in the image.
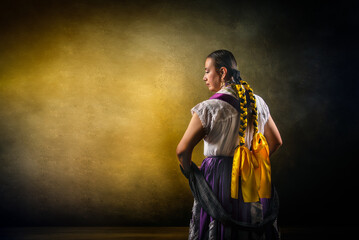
[0,226,354,239]
[0,227,188,240]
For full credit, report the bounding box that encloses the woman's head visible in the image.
[204,49,259,147]
[203,49,240,92]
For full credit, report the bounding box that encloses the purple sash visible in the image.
[209,93,240,112]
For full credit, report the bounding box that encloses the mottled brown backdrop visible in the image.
[0,0,357,227]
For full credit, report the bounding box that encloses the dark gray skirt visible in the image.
[180,155,280,240]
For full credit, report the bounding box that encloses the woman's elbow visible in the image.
[273,139,283,154]
[176,144,188,158]
[271,130,283,149]
[176,144,193,159]
[274,138,283,151]
[176,145,184,158]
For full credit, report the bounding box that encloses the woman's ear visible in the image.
[220,67,227,79]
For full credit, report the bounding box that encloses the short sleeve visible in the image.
[190,101,213,136]
[255,95,271,125]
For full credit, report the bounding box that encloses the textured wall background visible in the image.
[0,0,357,227]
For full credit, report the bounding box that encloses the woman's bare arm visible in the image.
[176,112,206,172]
[263,115,283,157]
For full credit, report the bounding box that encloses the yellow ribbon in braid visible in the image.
[230,80,272,202]
[235,84,247,146]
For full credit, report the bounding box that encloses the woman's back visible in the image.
[187,85,279,240]
[176,49,281,240]
[190,85,271,157]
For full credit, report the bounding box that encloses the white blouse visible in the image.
[191,85,271,157]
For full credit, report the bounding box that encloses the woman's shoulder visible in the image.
[190,99,226,136]
[191,99,222,114]
[253,94,269,109]
[191,99,239,123]
[253,93,264,103]
[193,94,269,112]
[253,93,271,122]
[200,98,239,110]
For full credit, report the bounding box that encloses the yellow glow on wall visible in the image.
[0,1,272,224]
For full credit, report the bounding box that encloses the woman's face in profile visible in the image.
[203,57,222,92]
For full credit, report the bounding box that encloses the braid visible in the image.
[234,83,247,146]
[229,70,259,146]
[240,79,259,138]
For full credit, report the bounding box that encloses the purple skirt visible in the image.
[188,155,280,240]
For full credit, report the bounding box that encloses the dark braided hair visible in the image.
[206,49,259,147]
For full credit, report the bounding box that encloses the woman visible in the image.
[176,50,282,240]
